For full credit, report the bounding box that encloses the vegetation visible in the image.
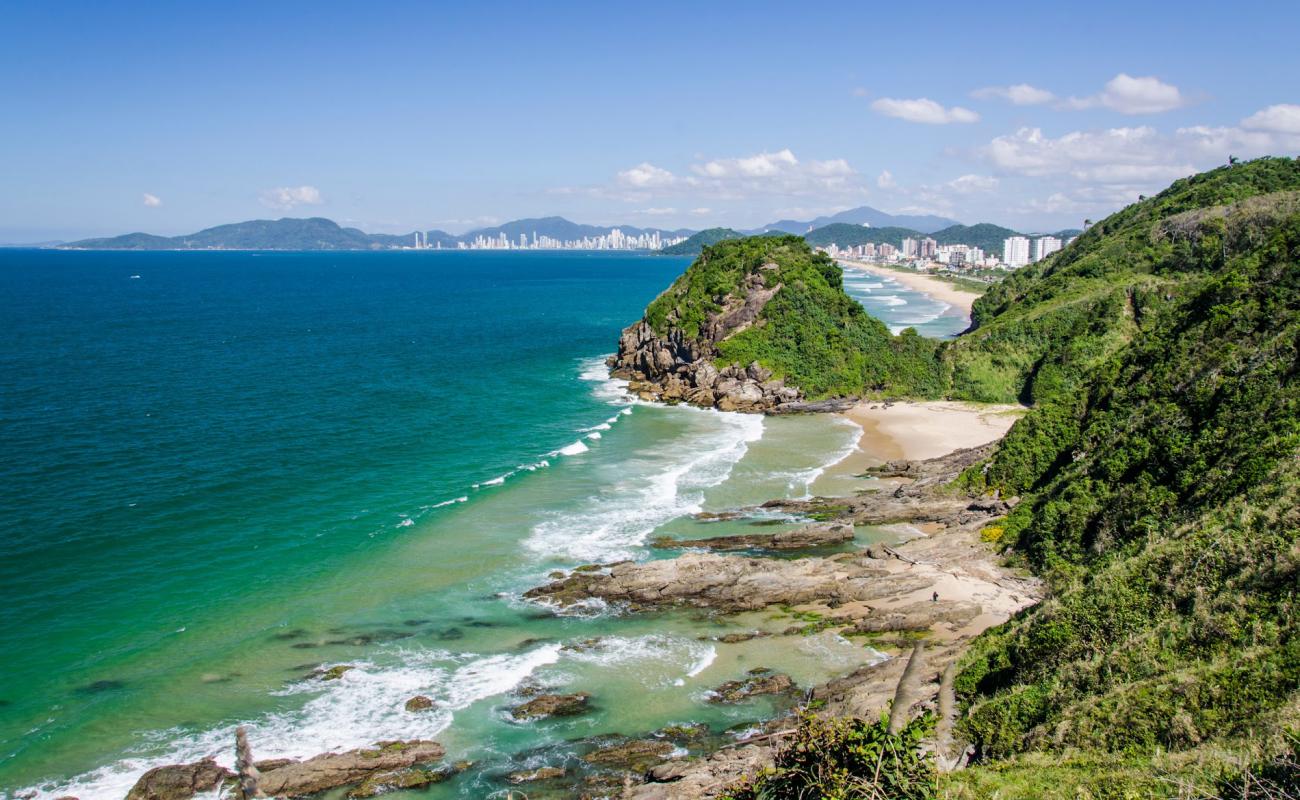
[644,235,946,398]
[804,224,928,249]
[948,157,1300,794]
[724,713,936,800]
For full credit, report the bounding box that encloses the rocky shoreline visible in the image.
[518,442,1042,799]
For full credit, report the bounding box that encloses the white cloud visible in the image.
[142,193,161,207]
[946,174,999,193]
[260,185,324,210]
[1066,74,1185,114]
[972,83,1055,106]
[870,97,979,124]
[876,170,896,189]
[1241,104,1300,135]
[691,207,712,215]
[693,149,799,178]
[617,162,677,188]
[637,207,677,216]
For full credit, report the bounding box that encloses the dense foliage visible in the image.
[644,235,945,398]
[804,224,927,248]
[947,158,1300,795]
[725,713,936,800]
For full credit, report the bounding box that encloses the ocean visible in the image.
[0,249,966,798]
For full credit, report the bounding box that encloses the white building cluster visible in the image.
[1003,235,1067,267]
[457,228,685,251]
[815,227,1082,276]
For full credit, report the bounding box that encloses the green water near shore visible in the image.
[0,250,924,798]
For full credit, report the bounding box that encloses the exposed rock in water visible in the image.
[345,762,469,798]
[508,766,567,783]
[652,523,853,552]
[257,740,446,797]
[510,692,592,720]
[317,664,354,681]
[404,694,436,712]
[126,759,231,800]
[581,738,677,772]
[709,671,796,703]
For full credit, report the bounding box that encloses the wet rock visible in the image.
[511,692,591,720]
[126,759,231,800]
[254,758,297,772]
[648,760,694,782]
[654,722,710,742]
[76,679,125,694]
[345,762,469,798]
[709,672,795,703]
[651,523,852,553]
[259,740,446,797]
[582,738,676,772]
[404,695,436,712]
[508,766,566,783]
[710,631,770,644]
[318,664,354,681]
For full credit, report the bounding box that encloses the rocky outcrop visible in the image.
[126,759,231,800]
[607,278,802,413]
[510,692,591,720]
[257,740,446,797]
[508,766,566,783]
[404,694,436,712]
[709,669,796,703]
[651,523,854,552]
[581,738,677,772]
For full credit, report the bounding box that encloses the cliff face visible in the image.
[607,265,801,411]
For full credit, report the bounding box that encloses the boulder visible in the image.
[709,671,796,703]
[346,762,468,798]
[510,692,591,720]
[404,695,436,712]
[508,766,566,783]
[126,759,231,800]
[582,738,676,772]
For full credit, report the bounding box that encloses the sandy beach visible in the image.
[839,259,982,312]
[839,400,1025,470]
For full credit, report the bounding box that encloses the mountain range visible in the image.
[58,205,1079,253]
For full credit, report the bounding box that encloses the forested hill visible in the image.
[945,156,1300,795]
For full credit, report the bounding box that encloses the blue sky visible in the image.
[2,0,1298,240]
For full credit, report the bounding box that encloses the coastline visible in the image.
[839,399,1025,469]
[839,258,982,313]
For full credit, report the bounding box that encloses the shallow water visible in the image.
[0,250,937,798]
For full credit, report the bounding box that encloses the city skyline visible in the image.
[2,1,1299,243]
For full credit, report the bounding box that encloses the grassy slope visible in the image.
[945,158,1300,796]
[644,235,946,398]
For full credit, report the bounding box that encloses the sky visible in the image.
[2,0,1299,241]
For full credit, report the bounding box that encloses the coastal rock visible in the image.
[510,692,591,720]
[508,766,567,783]
[709,671,796,703]
[651,523,853,552]
[625,745,772,800]
[345,762,468,798]
[404,695,436,712]
[126,759,231,800]
[606,282,802,413]
[582,738,676,772]
[257,740,446,797]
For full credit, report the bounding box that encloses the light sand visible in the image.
[839,259,982,312]
[844,400,1025,465]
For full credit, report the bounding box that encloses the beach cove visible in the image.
[2,248,1028,799]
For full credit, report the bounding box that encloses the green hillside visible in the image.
[802,223,923,248]
[946,156,1300,795]
[644,235,945,398]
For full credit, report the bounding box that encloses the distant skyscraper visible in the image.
[919,237,937,259]
[1032,236,1062,262]
[902,237,918,258]
[1003,236,1030,267]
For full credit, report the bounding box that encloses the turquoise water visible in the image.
[840,267,970,339]
[0,250,962,798]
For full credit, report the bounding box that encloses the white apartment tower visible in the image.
[1032,236,1062,262]
[1003,236,1031,267]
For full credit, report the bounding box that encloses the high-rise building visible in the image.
[901,238,918,258]
[919,238,937,259]
[1032,236,1062,262]
[1003,236,1030,267]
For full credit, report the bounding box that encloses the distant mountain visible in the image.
[754,205,960,235]
[0,239,65,248]
[659,228,764,256]
[803,224,925,248]
[62,216,688,251]
[931,223,1020,253]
